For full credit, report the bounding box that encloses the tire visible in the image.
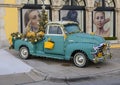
[19,47,29,59]
[73,52,88,67]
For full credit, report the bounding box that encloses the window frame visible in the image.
[20,3,51,33]
[48,25,63,34]
[23,0,52,5]
[46,25,64,36]
[92,0,116,37]
[60,0,86,32]
[95,0,115,9]
[63,0,86,6]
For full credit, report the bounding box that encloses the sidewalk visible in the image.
[0,49,35,85]
[0,49,32,75]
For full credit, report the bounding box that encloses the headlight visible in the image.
[93,43,106,54]
[93,43,104,51]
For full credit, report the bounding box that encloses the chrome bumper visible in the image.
[92,42,112,63]
[93,53,112,63]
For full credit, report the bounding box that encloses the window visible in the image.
[61,0,85,32]
[20,0,51,5]
[94,0,115,7]
[20,0,51,33]
[93,0,115,37]
[63,0,85,6]
[94,0,102,7]
[49,26,62,34]
[63,0,71,5]
[60,10,84,31]
[27,0,35,4]
[93,11,114,37]
[37,0,50,5]
[105,0,114,7]
[73,0,85,6]
[21,9,50,33]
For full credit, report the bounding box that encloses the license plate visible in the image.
[97,52,103,58]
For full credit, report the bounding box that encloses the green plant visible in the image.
[104,37,117,40]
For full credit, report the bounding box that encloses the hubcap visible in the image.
[75,53,86,66]
[78,56,84,63]
[21,48,28,58]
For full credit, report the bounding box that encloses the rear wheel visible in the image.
[73,52,88,67]
[19,47,29,59]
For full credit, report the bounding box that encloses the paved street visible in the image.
[68,72,120,85]
[0,48,120,85]
[19,72,120,85]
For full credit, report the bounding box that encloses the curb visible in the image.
[47,75,95,82]
[27,68,120,82]
[110,44,120,48]
[46,68,120,82]
[26,69,48,81]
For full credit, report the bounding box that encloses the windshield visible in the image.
[64,24,81,34]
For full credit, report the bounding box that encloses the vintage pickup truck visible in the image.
[11,21,111,67]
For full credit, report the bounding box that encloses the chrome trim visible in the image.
[93,53,112,63]
[92,42,112,63]
[69,40,74,42]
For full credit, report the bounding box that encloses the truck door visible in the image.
[44,25,65,55]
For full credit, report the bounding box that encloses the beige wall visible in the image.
[0,0,19,48]
[115,0,120,41]
[0,0,8,48]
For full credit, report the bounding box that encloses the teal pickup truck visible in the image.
[11,21,111,67]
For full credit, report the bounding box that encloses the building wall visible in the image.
[115,0,120,40]
[0,0,120,48]
[4,8,18,39]
[0,0,18,47]
[4,0,18,39]
[0,0,7,47]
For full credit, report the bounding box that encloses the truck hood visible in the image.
[66,33,105,45]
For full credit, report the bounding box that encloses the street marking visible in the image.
[110,44,120,48]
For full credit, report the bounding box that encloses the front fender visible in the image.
[65,43,94,60]
[14,39,35,54]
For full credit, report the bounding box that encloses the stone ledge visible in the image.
[0,4,24,8]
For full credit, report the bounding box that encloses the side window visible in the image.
[49,26,62,34]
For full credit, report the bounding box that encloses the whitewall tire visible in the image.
[73,52,88,67]
[19,47,29,59]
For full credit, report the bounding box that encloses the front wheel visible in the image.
[73,52,88,67]
[19,47,29,59]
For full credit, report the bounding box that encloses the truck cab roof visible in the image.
[47,21,78,25]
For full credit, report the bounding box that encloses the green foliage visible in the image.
[39,8,48,32]
[104,37,117,40]
[11,32,23,39]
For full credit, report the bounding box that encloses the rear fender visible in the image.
[14,39,35,54]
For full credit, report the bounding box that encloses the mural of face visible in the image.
[24,9,41,32]
[93,11,111,37]
[94,12,105,29]
[28,10,40,29]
